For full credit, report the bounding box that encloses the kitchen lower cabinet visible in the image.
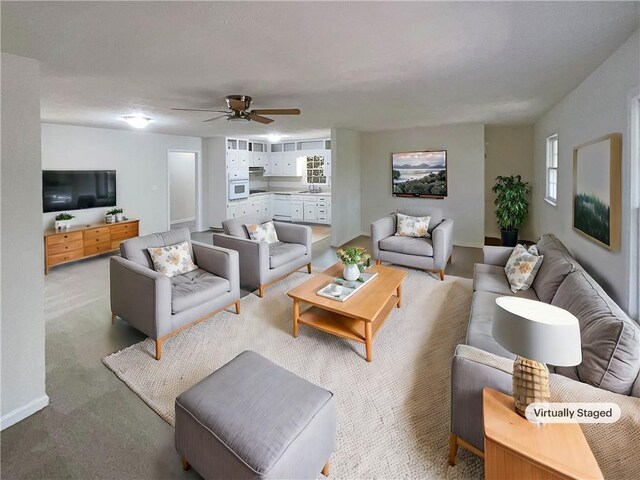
[292,195,331,225]
[291,201,304,222]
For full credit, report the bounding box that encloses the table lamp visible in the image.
[492,296,582,417]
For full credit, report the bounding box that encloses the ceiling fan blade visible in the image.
[228,98,246,111]
[203,115,228,123]
[247,113,274,124]
[172,108,229,113]
[250,108,300,115]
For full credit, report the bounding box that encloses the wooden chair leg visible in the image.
[439,270,445,281]
[322,462,329,476]
[448,433,458,466]
[375,260,382,266]
[258,285,265,298]
[111,313,116,324]
[155,339,163,360]
[182,457,190,471]
[235,300,241,314]
[307,263,312,274]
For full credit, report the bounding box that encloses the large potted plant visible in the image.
[492,175,531,247]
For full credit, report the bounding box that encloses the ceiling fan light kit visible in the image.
[122,115,152,129]
[173,94,300,125]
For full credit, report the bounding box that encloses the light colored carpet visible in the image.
[103,268,483,478]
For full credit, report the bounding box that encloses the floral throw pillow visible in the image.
[504,244,544,293]
[395,213,431,238]
[147,241,197,278]
[246,221,279,244]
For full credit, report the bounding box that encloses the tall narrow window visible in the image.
[545,134,558,205]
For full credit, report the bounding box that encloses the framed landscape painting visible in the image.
[573,133,621,250]
[392,150,447,198]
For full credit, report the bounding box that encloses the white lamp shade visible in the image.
[492,297,582,367]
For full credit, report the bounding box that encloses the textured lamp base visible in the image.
[512,356,550,417]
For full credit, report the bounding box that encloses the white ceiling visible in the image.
[2,1,638,138]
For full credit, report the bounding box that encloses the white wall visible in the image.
[41,124,201,235]
[532,29,640,313]
[203,137,227,229]
[168,151,196,223]
[1,53,49,429]
[360,124,485,247]
[484,125,535,241]
[331,128,362,246]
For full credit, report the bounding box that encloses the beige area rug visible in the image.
[103,269,483,478]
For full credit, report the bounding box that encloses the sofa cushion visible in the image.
[532,234,578,303]
[397,206,443,234]
[379,236,433,257]
[171,268,230,314]
[473,264,539,300]
[551,271,640,395]
[246,221,279,244]
[120,228,192,269]
[504,244,544,293]
[223,213,272,239]
[466,291,516,360]
[147,241,198,278]
[269,242,307,269]
[395,213,431,238]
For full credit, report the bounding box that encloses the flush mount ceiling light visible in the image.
[266,134,283,142]
[122,115,151,129]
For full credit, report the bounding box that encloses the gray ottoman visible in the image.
[175,351,337,479]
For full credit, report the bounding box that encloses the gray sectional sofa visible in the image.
[450,234,640,478]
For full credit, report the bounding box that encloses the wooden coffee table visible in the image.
[287,262,407,362]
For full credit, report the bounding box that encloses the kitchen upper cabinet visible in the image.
[323,150,332,177]
[226,139,239,169]
[249,142,267,167]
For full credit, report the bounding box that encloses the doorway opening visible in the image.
[168,151,199,233]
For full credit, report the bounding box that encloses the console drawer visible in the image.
[48,239,83,255]
[48,249,84,266]
[84,227,110,239]
[84,242,112,256]
[84,234,111,246]
[46,231,83,246]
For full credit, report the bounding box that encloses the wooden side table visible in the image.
[482,388,603,480]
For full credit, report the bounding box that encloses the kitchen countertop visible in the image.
[247,190,331,198]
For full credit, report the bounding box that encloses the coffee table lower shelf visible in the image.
[295,294,399,362]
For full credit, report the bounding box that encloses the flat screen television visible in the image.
[43,170,117,213]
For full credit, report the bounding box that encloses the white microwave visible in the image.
[228,173,249,200]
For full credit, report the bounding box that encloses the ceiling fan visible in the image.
[172,95,300,124]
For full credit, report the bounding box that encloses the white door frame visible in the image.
[167,149,203,232]
[627,88,640,320]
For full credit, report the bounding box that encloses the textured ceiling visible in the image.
[2,1,638,138]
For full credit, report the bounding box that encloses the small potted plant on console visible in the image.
[106,207,124,223]
[54,212,75,231]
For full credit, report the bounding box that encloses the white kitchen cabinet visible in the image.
[227,199,249,219]
[323,150,332,177]
[250,142,267,167]
[291,201,304,222]
[304,203,317,222]
[283,155,304,176]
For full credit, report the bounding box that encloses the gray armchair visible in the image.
[212,215,312,297]
[110,228,240,360]
[371,207,453,280]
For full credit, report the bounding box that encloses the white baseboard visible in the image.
[1,394,49,431]
[170,217,196,225]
